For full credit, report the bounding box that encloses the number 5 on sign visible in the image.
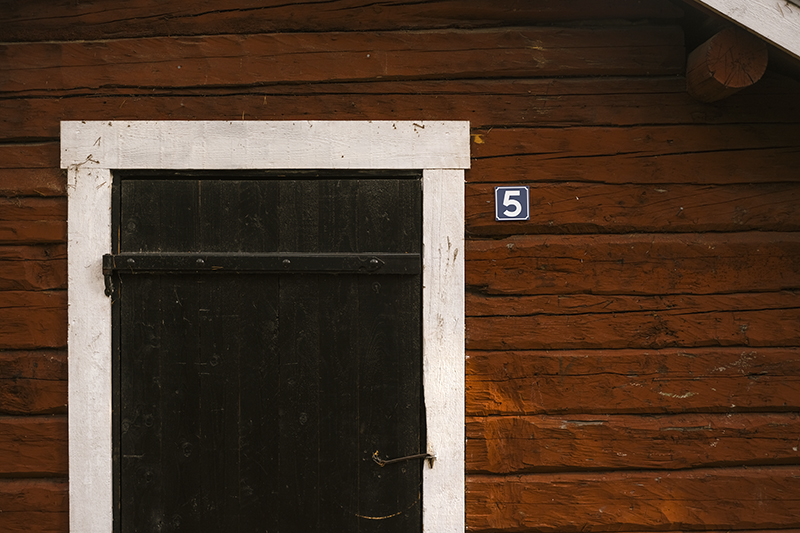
[495,186,530,221]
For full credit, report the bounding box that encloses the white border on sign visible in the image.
[61,121,469,533]
[494,185,530,221]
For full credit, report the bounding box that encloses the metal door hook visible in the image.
[372,450,435,468]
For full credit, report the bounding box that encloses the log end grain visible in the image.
[687,27,768,103]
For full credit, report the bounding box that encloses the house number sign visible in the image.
[495,186,530,221]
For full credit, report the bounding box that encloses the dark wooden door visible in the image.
[110,173,423,532]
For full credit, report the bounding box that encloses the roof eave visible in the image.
[688,0,800,61]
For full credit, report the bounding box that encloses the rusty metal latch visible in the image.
[372,450,435,468]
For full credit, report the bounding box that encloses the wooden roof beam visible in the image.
[689,0,800,61]
[686,27,768,102]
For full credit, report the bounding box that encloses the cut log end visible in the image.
[687,27,768,103]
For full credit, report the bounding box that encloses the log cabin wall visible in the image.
[1,0,800,531]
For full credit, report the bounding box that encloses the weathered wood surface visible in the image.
[4,75,800,143]
[467,291,800,316]
[0,0,683,41]
[466,233,800,295]
[0,198,65,221]
[466,348,800,415]
[466,466,800,532]
[0,479,68,533]
[467,308,800,350]
[0,28,684,95]
[0,144,60,168]
[0,198,67,245]
[0,292,66,350]
[0,144,64,197]
[0,170,65,197]
[466,291,800,351]
[0,224,65,245]
[0,416,67,476]
[466,413,800,473]
[686,27,768,103]
[469,124,800,185]
[0,76,800,143]
[0,351,67,415]
[0,245,65,292]
[0,246,66,291]
[694,0,800,64]
[467,182,800,235]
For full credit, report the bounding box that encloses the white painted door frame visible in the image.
[61,121,469,533]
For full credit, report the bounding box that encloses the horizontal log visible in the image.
[466,291,800,351]
[0,351,67,415]
[0,292,66,350]
[0,143,63,200]
[466,348,800,415]
[1,0,683,41]
[467,182,800,235]
[0,416,67,476]
[0,170,65,197]
[0,77,800,142]
[466,233,800,295]
[469,124,800,185]
[0,245,66,291]
[0,144,59,169]
[0,350,67,381]
[0,198,66,243]
[0,27,684,95]
[467,307,800,350]
[3,75,800,142]
[0,222,65,245]
[0,198,65,221]
[687,27,768,103]
[0,479,68,533]
[466,413,800,474]
[466,466,800,532]
[467,292,800,317]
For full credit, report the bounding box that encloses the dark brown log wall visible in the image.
[1,0,799,532]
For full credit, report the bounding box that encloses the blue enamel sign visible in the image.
[495,186,530,221]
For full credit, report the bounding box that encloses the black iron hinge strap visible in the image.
[103,252,420,276]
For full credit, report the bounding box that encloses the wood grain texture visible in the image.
[686,27,768,102]
[0,198,69,244]
[466,466,800,532]
[0,245,66,291]
[694,0,800,61]
[0,351,67,415]
[466,348,800,415]
[0,292,66,350]
[466,413,800,473]
[61,120,469,170]
[0,223,65,245]
[466,291,800,317]
[466,291,800,351]
[466,182,800,235]
[0,479,68,533]
[469,124,800,185]
[0,416,67,476]
[0,170,65,197]
[0,198,65,221]
[0,144,59,169]
[0,145,62,201]
[3,75,800,143]
[467,307,800,350]
[0,0,683,41]
[466,233,800,295]
[0,27,684,95]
